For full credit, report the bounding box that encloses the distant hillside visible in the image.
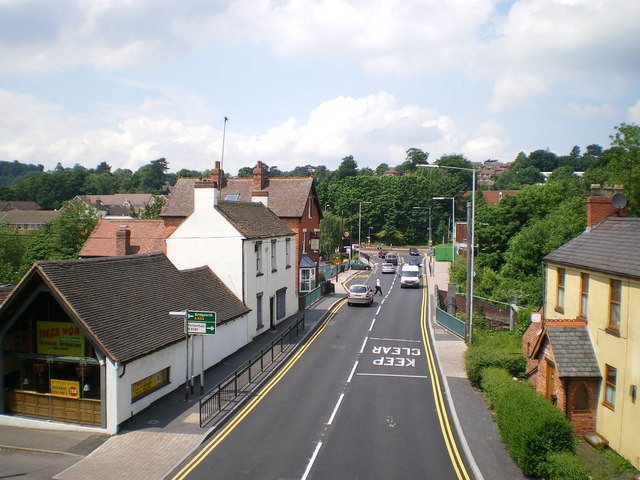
[0,160,45,187]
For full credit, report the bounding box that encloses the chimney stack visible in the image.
[586,184,627,230]
[210,161,224,189]
[253,161,268,191]
[116,229,131,256]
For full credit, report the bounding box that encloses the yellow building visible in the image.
[543,216,640,468]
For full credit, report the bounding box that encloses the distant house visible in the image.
[164,161,322,295]
[480,190,517,205]
[166,182,297,338]
[78,219,172,257]
[74,194,163,218]
[0,210,60,230]
[1,201,41,211]
[0,253,250,433]
[523,185,640,468]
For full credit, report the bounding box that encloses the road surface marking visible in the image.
[326,393,344,425]
[301,441,323,480]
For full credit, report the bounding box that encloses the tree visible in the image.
[130,196,166,219]
[0,225,29,284]
[319,212,343,257]
[237,167,253,178]
[375,163,389,175]
[132,158,169,193]
[95,162,111,174]
[335,156,358,180]
[22,200,101,267]
[405,148,429,166]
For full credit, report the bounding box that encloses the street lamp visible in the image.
[324,204,331,212]
[358,201,372,255]
[412,206,432,248]
[419,163,476,345]
[432,197,455,267]
[368,226,373,245]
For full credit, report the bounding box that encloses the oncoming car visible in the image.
[409,247,419,256]
[347,284,373,306]
[381,263,396,274]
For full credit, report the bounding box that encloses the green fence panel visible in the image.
[435,307,465,339]
[434,245,454,262]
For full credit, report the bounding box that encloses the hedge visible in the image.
[481,367,576,478]
[465,345,526,387]
[543,451,590,480]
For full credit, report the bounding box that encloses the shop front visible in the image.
[2,292,103,426]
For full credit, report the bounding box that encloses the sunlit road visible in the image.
[171,256,471,480]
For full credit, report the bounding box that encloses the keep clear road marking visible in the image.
[357,337,429,379]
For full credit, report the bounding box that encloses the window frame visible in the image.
[285,238,291,268]
[255,241,263,276]
[271,239,277,273]
[608,279,621,332]
[579,273,589,319]
[603,364,617,410]
[555,268,565,313]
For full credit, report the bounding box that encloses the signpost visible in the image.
[170,310,217,400]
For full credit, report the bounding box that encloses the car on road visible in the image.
[385,252,398,265]
[409,247,419,256]
[378,250,388,259]
[408,257,422,267]
[347,284,373,306]
[400,264,421,288]
[381,263,396,274]
[349,260,371,270]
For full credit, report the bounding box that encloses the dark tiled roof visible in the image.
[0,210,60,225]
[544,217,640,279]
[1,201,41,211]
[546,325,600,378]
[216,200,294,239]
[18,253,250,363]
[162,177,315,219]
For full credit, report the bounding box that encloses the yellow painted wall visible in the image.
[544,263,640,468]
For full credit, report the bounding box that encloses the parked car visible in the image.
[347,284,373,306]
[409,247,419,256]
[349,260,371,270]
[378,250,388,259]
[381,263,396,274]
[385,252,398,265]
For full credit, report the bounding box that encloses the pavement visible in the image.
[0,254,524,480]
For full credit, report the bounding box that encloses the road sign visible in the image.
[186,310,216,335]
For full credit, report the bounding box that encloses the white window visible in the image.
[302,229,307,254]
[256,293,263,329]
[285,238,291,268]
[255,242,262,275]
[300,268,316,292]
[271,239,277,272]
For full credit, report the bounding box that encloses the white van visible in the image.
[400,264,421,288]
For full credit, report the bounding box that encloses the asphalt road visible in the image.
[170,257,472,480]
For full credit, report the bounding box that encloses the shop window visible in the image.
[131,367,170,402]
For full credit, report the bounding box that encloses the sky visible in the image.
[1,0,639,176]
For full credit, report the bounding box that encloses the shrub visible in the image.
[482,369,576,477]
[543,451,589,480]
[465,345,526,387]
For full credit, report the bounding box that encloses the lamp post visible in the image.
[432,197,455,267]
[368,226,373,245]
[358,201,372,256]
[419,163,476,345]
[412,206,432,248]
[324,204,331,212]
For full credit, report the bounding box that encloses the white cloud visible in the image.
[563,102,618,118]
[628,100,640,124]
[489,73,549,112]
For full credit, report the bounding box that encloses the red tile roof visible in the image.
[79,218,167,257]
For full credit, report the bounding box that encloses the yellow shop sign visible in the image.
[37,321,84,356]
[50,379,80,398]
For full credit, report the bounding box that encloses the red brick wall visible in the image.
[522,320,544,375]
[567,380,599,436]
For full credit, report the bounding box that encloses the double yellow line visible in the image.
[420,279,470,480]
[171,300,346,480]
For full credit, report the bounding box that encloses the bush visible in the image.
[481,368,576,477]
[465,345,526,387]
[543,451,589,480]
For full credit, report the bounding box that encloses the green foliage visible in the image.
[319,212,343,256]
[130,196,165,219]
[543,451,590,480]
[0,160,44,187]
[465,345,525,387]
[0,225,29,284]
[480,368,576,477]
[22,200,100,267]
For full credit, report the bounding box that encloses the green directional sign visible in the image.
[186,310,216,335]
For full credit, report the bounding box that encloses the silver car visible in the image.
[381,263,396,274]
[347,284,373,306]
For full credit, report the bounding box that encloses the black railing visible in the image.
[199,315,306,428]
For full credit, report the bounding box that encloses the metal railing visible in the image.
[199,315,306,428]
[434,285,466,339]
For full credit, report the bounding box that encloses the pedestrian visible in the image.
[374,277,383,295]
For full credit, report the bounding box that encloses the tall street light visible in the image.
[358,201,372,255]
[368,226,373,245]
[412,206,432,248]
[324,204,331,212]
[432,197,455,267]
[419,163,476,345]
